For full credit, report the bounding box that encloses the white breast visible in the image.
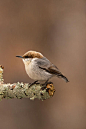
[24,58,52,81]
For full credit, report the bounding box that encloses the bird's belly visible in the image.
[25,65,52,81]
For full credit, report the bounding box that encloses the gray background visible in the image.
[0,0,86,129]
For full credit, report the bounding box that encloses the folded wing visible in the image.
[36,57,69,82]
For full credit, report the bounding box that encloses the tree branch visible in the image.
[0,65,55,101]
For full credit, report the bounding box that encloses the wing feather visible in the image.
[36,57,61,75]
[36,57,69,82]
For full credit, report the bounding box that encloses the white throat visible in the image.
[22,58,32,66]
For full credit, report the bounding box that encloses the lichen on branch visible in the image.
[0,65,55,101]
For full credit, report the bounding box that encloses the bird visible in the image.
[16,50,69,86]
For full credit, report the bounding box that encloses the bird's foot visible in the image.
[42,80,49,87]
[29,80,39,88]
[41,81,53,90]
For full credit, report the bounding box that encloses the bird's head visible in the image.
[16,50,43,65]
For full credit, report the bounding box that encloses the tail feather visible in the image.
[58,74,69,83]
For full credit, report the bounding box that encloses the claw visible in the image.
[29,80,39,88]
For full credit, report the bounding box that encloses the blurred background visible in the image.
[0,0,86,129]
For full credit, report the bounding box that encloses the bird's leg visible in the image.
[29,80,39,88]
[41,81,53,91]
[41,79,49,90]
[43,79,49,86]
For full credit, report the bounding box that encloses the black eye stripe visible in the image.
[25,56,29,58]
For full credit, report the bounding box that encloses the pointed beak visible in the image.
[16,56,23,58]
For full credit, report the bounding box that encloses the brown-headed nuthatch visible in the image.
[16,51,69,85]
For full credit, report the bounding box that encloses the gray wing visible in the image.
[36,57,61,75]
[36,57,69,82]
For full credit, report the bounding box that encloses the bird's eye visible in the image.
[25,56,29,58]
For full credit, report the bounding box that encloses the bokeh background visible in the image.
[0,0,86,129]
